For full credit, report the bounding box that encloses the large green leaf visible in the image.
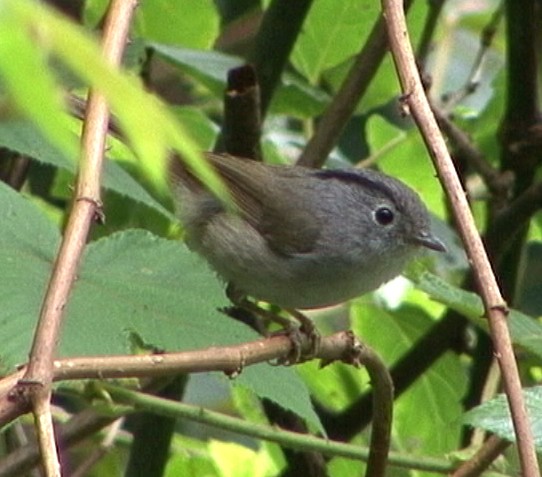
[0,183,60,371]
[62,229,254,356]
[0,182,320,429]
[290,0,379,84]
[69,231,322,430]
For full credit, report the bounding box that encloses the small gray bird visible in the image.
[170,153,445,310]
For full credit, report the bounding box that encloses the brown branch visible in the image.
[0,407,125,477]
[432,106,513,198]
[14,1,138,475]
[354,343,393,477]
[296,2,414,168]
[486,180,542,262]
[0,332,394,475]
[1,332,360,426]
[21,0,136,387]
[451,435,511,477]
[380,1,540,476]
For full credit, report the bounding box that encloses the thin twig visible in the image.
[451,435,511,477]
[71,418,125,477]
[440,2,504,112]
[0,407,126,477]
[51,332,363,381]
[470,358,502,447]
[432,105,512,197]
[14,1,138,475]
[32,394,59,477]
[296,10,393,168]
[103,383,453,474]
[352,341,393,477]
[21,1,136,384]
[380,1,540,476]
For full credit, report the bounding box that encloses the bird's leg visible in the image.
[285,308,321,360]
[225,284,320,363]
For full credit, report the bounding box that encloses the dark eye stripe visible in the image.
[313,169,400,204]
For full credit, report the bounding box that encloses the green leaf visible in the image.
[408,268,542,360]
[134,0,219,49]
[164,435,217,477]
[0,120,74,171]
[0,181,60,372]
[236,364,325,435]
[170,106,219,151]
[290,0,379,84]
[0,184,253,367]
[0,119,174,220]
[0,184,319,430]
[517,242,542,316]
[269,75,330,119]
[70,231,322,430]
[63,230,258,356]
[463,386,542,449]
[150,44,330,119]
[151,44,242,97]
[207,440,278,477]
[298,358,369,413]
[351,301,466,456]
[0,4,78,160]
[0,0,228,204]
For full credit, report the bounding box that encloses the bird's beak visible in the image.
[414,231,447,252]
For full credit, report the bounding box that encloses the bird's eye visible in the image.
[374,206,395,226]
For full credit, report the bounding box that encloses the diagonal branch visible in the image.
[451,435,511,477]
[14,1,138,475]
[296,0,413,169]
[380,1,540,476]
[431,106,513,198]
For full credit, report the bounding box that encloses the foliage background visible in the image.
[0,0,540,476]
